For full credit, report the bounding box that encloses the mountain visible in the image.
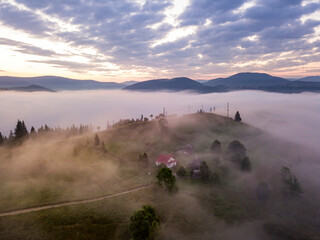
[262,81,320,93]
[9,85,55,92]
[124,77,226,93]
[121,80,139,85]
[296,76,320,82]
[2,73,320,94]
[203,72,289,88]
[0,76,126,91]
[195,80,209,83]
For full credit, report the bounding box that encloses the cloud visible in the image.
[29,60,102,73]
[0,38,58,57]
[0,0,319,79]
[0,2,53,36]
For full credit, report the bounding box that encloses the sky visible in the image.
[0,0,320,82]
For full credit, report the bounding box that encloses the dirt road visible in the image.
[0,184,151,217]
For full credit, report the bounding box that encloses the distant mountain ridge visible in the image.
[124,77,227,93]
[203,72,289,88]
[125,73,320,94]
[0,84,55,92]
[296,76,320,82]
[0,76,127,91]
[1,73,320,93]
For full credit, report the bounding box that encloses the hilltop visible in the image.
[125,73,320,94]
[0,112,319,239]
[2,73,320,93]
[0,84,56,92]
[203,72,288,88]
[124,77,226,93]
[0,76,127,91]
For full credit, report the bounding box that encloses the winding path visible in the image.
[0,184,152,217]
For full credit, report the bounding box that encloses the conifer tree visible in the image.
[280,167,303,198]
[211,140,222,154]
[30,127,36,135]
[21,121,28,136]
[8,130,14,143]
[0,132,3,145]
[14,120,28,140]
[234,111,242,122]
[94,134,100,146]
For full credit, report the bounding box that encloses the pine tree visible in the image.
[8,130,14,142]
[0,132,3,145]
[30,126,36,135]
[94,134,100,146]
[21,121,28,136]
[14,120,28,140]
[234,111,242,122]
[280,167,303,198]
[211,140,222,154]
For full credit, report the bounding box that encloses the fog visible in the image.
[1,90,320,239]
[1,90,320,153]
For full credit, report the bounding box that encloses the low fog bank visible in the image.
[1,90,320,153]
[0,102,320,239]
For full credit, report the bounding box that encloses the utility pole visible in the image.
[227,102,229,117]
[188,105,190,114]
[163,107,165,116]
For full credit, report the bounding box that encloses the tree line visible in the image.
[0,120,93,146]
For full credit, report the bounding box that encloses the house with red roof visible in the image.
[155,154,177,168]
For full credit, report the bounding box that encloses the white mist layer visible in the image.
[1,90,319,153]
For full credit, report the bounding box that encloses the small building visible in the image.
[187,158,203,178]
[178,144,193,155]
[187,158,202,169]
[155,154,177,168]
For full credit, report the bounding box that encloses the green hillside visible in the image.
[0,113,319,240]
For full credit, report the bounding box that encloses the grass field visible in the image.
[1,113,319,239]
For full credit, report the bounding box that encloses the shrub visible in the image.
[176,166,187,177]
[228,140,246,156]
[156,168,176,191]
[241,156,251,171]
[210,140,222,154]
[129,205,160,240]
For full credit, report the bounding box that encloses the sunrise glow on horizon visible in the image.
[0,0,320,82]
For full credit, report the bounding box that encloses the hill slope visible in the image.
[0,113,319,239]
[262,80,320,93]
[0,76,127,91]
[296,76,320,82]
[124,77,226,93]
[203,72,289,88]
[9,84,55,92]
